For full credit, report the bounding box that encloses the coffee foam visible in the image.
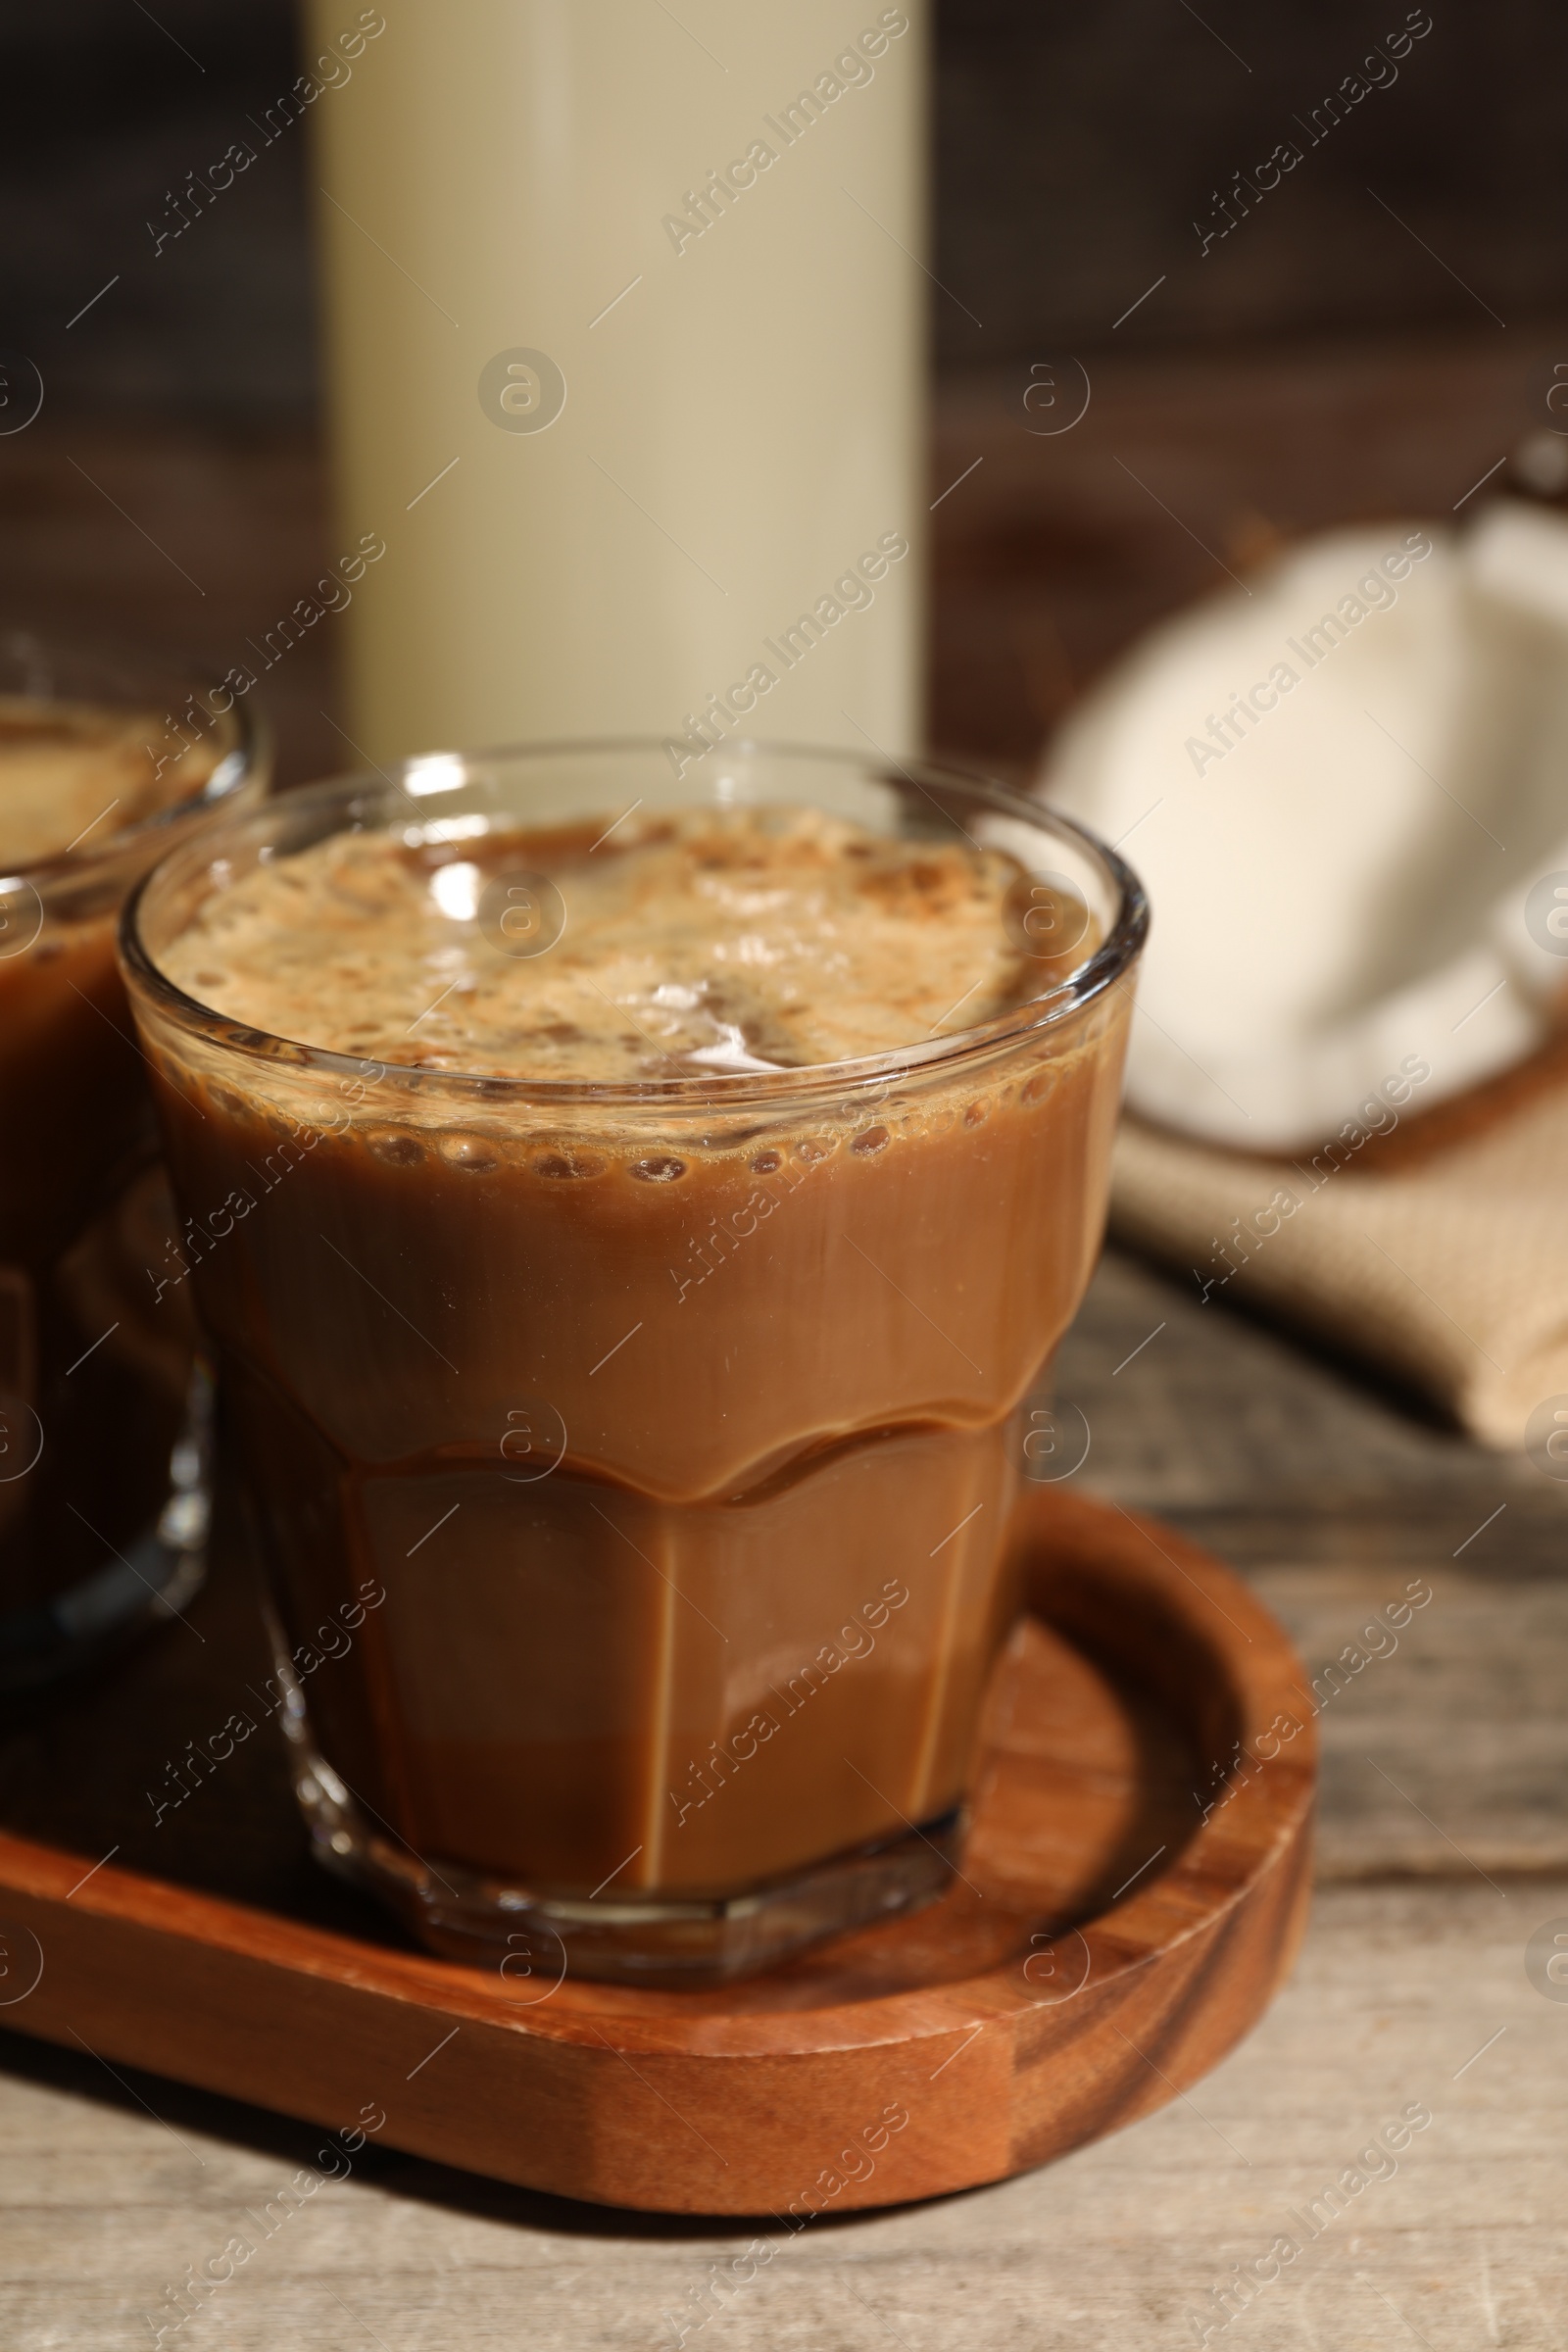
[0,697,216,871]
[163,805,1053,1082]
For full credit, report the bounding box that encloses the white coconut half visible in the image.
[1041,501,1568,1151]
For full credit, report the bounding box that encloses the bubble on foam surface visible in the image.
[629,1155,687,1183]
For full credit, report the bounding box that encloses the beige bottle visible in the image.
[304,0,926,763]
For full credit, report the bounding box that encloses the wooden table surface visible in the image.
[3,369,1565,2347]
[4,1247,1561,2352]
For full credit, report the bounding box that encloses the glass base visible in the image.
[279,1694,962,1987]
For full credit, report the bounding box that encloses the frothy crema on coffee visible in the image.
[162,807,1051,1079]
[0,697,215,871]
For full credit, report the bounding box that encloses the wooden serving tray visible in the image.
[0,1488,1314,2215]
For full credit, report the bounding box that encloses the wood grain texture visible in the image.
[1055,1253,1568,1882]
[0,1877,1555,2352]
[0,1491,1314,2217]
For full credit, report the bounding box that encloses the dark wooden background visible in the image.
[10,2,1564,395]
[4,1,1565,776]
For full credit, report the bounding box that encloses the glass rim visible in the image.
[121,735,1149,1109]
[0,632,269,896]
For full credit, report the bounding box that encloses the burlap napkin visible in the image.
[1109,1053,1568,1449]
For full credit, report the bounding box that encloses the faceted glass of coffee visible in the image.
[122,742,1146,1983]
[0,637,267,1687]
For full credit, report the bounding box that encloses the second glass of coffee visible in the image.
[0,638,265,1687]
[122,742,1145,1982]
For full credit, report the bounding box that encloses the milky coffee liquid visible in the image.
[0,700,219,1615]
